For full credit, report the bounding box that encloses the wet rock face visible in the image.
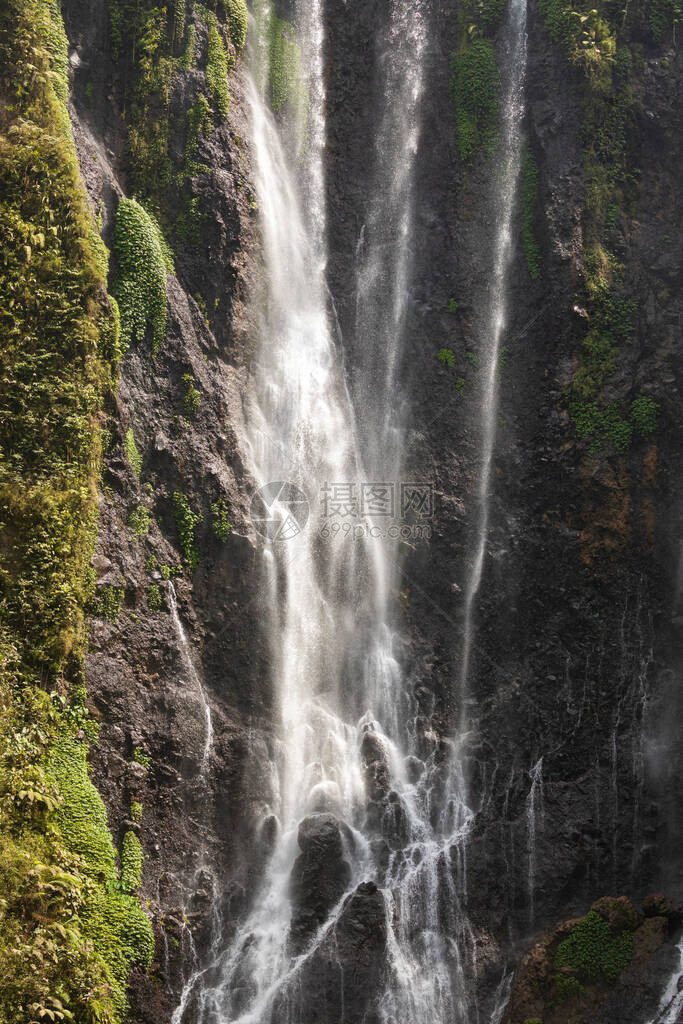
[281,881,388,1024]
[289,814,352,952]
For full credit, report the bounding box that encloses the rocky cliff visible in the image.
[1,0,681,1021]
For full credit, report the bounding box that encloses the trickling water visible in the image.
[167,582,213,773]
[647,936,683,1024]
[172,0,529,1019]
[459,0,529,706]
[526,757,544,928]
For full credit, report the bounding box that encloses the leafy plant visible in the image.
[630,395,659,438]
[132,746,151,769]
[173,492,202,569]
[554,909,634,986]
[129,504,153,539]
[124,427,142,476]
[182,372,201,416]
[112,197,169,355]
[206,15,231,118]
[437,348,456,367]
[147,584,162,611]
[210,498,232,541]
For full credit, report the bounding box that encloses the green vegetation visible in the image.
[173,491,202,569]
[448,298,459,312]
[523,1020,543,1024]
[124,427,143,476]
[112,197,169,355]
[456,377,466,392]
[451,39,500,161]
[173,0,186,46]
[132,746,151,769]
[97,585,125,622]
[223,0,248,51]
[466,350,480,368]
[181,22,197,67]
[0,14,149,1014]
[130,800,143,823]
[147,584,163,610]
[129,504,153,539]
[182,372,201,416]
[211,498,232,541]
[437,348,456,367]
[552,909,634,997]
[630,395,659,438]
[206,15,231,118]
[120,831,143,893]
[520,145,541,278]
[268,13,304,114]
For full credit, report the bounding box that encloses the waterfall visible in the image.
[171,0,529,1019]
[459,0,528,705]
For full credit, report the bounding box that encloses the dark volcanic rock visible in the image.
[289,813,352,952]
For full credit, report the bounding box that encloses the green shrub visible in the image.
[173,492,202,569]
[147,584,162,611]
[211,498,232,541]
[130,800,142,823]
[630,395,659,438]
[112,197,168,355]
[448,297,459,312]
[124,427,142,476]
[437,348,455,367]
[451,39,500,162]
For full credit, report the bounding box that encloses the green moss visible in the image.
[173,0,186,45]
[173,491,202,569]
[129,504,153,539]
[98,586,125,622]
[112,197,168,355]
[630,395,659,438]
[120,831,143,893]
[130,800,142,823]
[147,584,162,610]
[451,39,500,162]
[132,746,151,769]
[181,21,197,67]
[124,427,143,476]
[553,909,634,988]
[223,0,248,51]
[437,348,456,367]
[520,145,541,279]
[210,498,232,541]
[206,16,231,118]
[268,14,304,114]
[182,372,201,416]
[180,93,212,183]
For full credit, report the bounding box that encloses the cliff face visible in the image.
[20,0,683,1019]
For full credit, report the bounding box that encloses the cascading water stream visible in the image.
[172,0,529,1020]
[167,581,213,774]
[459,0,528,707]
